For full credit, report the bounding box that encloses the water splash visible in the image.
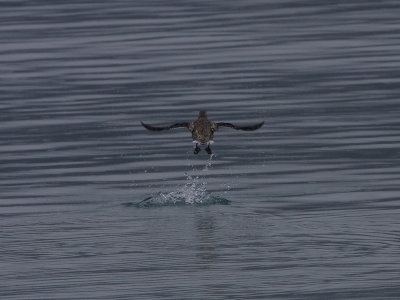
[202,154,215,171]
[132,174,229,208]
[129,155,230,208]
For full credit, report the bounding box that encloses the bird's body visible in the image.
[141,111,263,154]
[189,113,217,144]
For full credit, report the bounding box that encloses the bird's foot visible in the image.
[194,145,201,154]
[205,145,212,155]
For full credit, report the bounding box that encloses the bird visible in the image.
[141,111,264,154]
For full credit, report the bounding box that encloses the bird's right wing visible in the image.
[141,122,189,131]
[216,121,264,131]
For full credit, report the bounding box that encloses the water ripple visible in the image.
[1,1,400,299]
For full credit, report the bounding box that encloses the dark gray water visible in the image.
[1,1,400,299]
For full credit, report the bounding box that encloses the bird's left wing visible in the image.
[216,121,264,131]
[141,122,189,131]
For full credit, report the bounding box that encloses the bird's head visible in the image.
[198,111,207,119]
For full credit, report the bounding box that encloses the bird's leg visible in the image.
[205,144,212,155]
[194,143,201,154]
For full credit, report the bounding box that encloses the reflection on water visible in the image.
[1,0,400,299]
[195,216,218,266]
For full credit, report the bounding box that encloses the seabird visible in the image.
[141,111,264,154]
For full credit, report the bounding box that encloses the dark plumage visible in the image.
[141,111,264,154]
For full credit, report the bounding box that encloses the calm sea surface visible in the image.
[1,1,400,299]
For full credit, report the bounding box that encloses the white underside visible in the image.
[193,140,214,145]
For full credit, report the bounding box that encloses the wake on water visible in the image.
[127,155,231,208]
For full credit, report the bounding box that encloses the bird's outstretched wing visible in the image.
[141,122,189,131]
[216,121,264,131]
